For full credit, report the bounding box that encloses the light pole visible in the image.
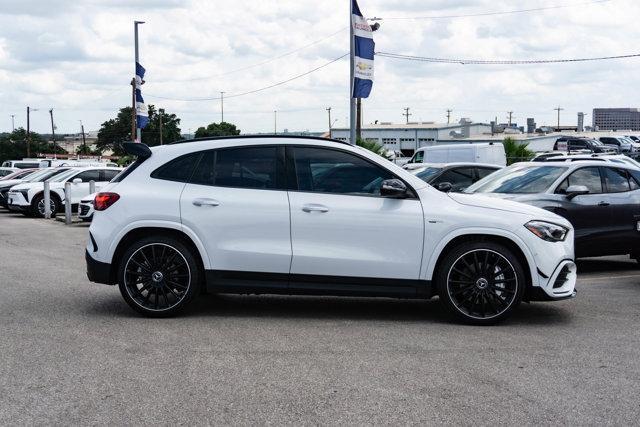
[11,114,15,132]
[79,120,86,155]
[220,92,225,123]
[49,109,56,156]
[274,110,277,134]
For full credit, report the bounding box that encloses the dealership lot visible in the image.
[1,211,639,424]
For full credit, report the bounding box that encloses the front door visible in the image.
[180,146,291,275]
[286,146,424,285]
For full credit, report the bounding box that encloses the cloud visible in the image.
[1,0,640,134]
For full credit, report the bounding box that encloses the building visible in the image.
[330,121,493,156]
[592,108,640,131]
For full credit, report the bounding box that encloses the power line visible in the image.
[377,0,611,20]
[376,51,640,65]
[146,53,348,102]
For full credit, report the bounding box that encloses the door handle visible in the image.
[302,204,329,213]
[193,198,220,207]
[598,201,610,207]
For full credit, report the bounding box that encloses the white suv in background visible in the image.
[86,137,577,324]
[7,167,121,217]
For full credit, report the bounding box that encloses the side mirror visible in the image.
[565,185,589,200]
[72,178,82,184]
[380,179,408,198]
[436,182,453,193]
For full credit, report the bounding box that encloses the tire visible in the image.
[30,193,58,218]
[436,241,525,325]
[117,235,201,317]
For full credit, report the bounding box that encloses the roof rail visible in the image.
[168,134,351,146]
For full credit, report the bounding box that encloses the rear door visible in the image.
[180,146,292,275]
[601,167,639,253]
[69,169,100,203]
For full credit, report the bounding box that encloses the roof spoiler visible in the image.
[121,142,152,159]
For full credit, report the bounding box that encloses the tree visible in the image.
[96,105,182,156]
[0,128,65,164]
[356,137,386,157]
[503,137,535,165]
[76,145,102,156]
[194,122,240,138]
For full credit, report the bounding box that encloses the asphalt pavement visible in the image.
[1,211,639,425]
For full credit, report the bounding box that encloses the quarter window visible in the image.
[74,170,101,183]
[151,153,202,183]
[101,170,121,182]
[432,168,475,191]
[291,147,395,196]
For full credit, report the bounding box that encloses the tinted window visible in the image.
[192,147,279,190]
[556,167,602,194]
[291,147,394,196]
[411,151,424,163]
[600,138,619,146]
[102,170,121,182]
[433,167,475,191]
[476,167,499,179]
[603,167,631,193]
[467,166,566,194]
[152,153,201,183]
[75,170,101,183]
[0,170,13,177]
[414,167,442,182]
[569,140,586,148]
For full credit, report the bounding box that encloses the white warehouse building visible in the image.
[330,120,493,156]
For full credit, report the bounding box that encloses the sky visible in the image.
[1,0,640,135]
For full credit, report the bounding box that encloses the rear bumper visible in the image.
[86,249,113,285]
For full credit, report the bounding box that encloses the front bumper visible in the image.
[6,192,29,211]
[530,259,577,301]
[86,249,113,285]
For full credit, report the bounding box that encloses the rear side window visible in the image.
[432,168,475,191]
[191,147,280,190]
[75,170,101,183]
[101,170,121,182]
[603,167,631,193]
[476,167,499,179]
[151,153,202,183]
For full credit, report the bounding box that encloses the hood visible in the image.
[448,192,562,221]
[0,179,25,189]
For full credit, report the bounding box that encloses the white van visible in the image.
[404,143,507,169]
[1,159,43,169]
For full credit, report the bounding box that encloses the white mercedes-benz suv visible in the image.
[86,137,577,324]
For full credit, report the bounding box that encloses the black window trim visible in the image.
[285,145,418,200]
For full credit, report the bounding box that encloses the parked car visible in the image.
[404,143,506,170]
[410,163,502,192]
[78,192,96,222]
[86,137,576,324]
[598,136,634,153]
[0,168,38,181]
[0,168,68,208]
[553,137,618,154]
[1,159,44,169]
[0,167,18,178]
[465,161,640,260]
[535,153,640,168]
[7,167,121,217]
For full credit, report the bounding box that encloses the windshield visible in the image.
[465,165,567,194]
[22,169,53,182]
[412,167,443,182]
[26,168,70,183]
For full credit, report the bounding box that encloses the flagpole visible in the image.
[134,21,144,143]
[349,0,356,145]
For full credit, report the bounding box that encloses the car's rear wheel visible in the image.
[117,236,201,317]
[436,241,525,325]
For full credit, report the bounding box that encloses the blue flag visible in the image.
[352,0,374,98]
[135,62,149,129]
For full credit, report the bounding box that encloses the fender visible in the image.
[106,220,212,269]
[422,226,540,287]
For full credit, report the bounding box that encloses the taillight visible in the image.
[94,192,120,211]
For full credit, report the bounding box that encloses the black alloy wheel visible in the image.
[118,236,201,317]
[437,242,524,324]
[33,194,57,218]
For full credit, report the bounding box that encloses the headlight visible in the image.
[524,220,569,242]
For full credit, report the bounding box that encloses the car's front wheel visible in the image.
[436,241,525,325]
[117,235,201,317]
[31,193,58,218]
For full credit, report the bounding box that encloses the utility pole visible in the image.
[134,20,145,143]
[26,106,31,157]
[79,120,86,155]
[131,78,136,143]
[49,109,56,156]
[159,108,164,145]
[554,106,564,130]
[274,110,277,134]
[11,114,15,132]
[220,92,225,123]
[507,111,514,126]
[446,109,452,124]
[356,98,362,140]
[402,107,412,124]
